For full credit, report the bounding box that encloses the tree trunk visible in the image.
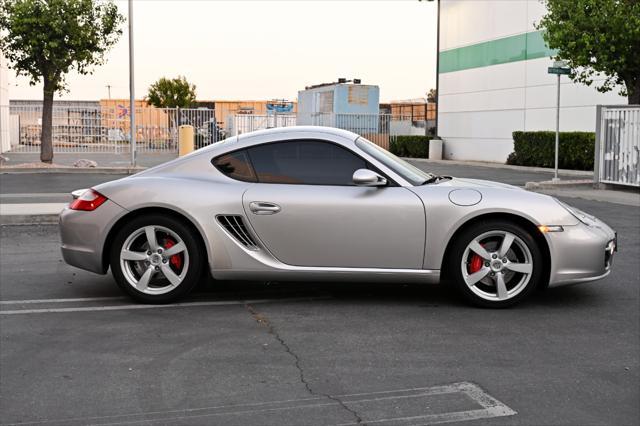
[628,78,640,105]
[40,81,54,164]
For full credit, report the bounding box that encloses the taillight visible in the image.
[69,189,108,211]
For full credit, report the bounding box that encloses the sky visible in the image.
[6,0,438,103]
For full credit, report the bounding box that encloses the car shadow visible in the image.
[192,279,605,310]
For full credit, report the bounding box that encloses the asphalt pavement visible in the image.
[1,192,639,425]
[1,158,639,425]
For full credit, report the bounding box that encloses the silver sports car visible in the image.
[59,126,617,307]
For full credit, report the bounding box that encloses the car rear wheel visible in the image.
[110,214,203,303]
[448,220,543,308]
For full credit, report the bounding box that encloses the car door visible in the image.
[239,139,425,269]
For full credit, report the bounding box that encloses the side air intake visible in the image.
[217,215,259,250]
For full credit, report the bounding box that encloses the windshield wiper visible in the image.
[422,175,452,185]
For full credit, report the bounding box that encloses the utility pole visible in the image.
[128,0,136,167]
[106,84,112,100]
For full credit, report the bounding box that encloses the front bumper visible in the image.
[547,219,617,286]
[59,200,127,274]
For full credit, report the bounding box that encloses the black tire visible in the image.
[110,214,204,304]
[447,219,544,308]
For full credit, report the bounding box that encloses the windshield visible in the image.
[355,137,433,185]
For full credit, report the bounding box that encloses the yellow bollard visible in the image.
[178,125,194,157]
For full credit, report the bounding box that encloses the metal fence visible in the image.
[231,113,431,150]
[5,104,432,155]
[230,114,297,136]
[300,113,430,150]
[7,105,222,154]
[595,105,640,187]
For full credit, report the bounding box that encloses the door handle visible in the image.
[249,201,281,215]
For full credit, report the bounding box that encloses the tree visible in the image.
[427,88,437,104]
[538,0,640,104]
[0,0,124,163]
[146,76,197,108]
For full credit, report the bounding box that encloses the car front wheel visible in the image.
[448,220,544,308]
[110,214,203,303]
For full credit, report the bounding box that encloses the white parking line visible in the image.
[0,203,67,215]
[0,296,127,305]
[0,382,515,426]
[0,296,329,315]
[0,193,70,199]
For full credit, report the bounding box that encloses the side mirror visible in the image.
[352,169,387,187]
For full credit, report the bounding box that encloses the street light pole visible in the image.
[425,0,440,137]
[128,0,136,167]
[434,0,440,137]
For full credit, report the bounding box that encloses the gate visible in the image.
[595,105,640,187]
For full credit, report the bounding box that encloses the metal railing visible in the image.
[231,112,431,150]
[230,114,297,136]
[6,105,222,154]
[5,104,434,156]
[595,105,640,187]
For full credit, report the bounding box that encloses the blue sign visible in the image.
[266,102,294,113]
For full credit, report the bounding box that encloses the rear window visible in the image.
[212,150,257,182]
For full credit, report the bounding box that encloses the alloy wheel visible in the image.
[460,230,534,302]
[119,225,190,295]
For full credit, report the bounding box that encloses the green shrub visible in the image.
[390,135,432,158]
[506,131,595,171]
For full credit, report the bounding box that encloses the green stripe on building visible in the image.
[439,30,557,74]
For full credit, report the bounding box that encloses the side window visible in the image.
[247,140,367,185]
[212,150,257,182]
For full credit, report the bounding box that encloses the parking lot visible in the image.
[1,168,639,425]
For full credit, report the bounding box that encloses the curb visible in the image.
[524,180,594,190]
[1,214,59,226]
[0,167,144,174]
[0,203,66,226]
[406,158,593,177]
[531,188,640,207]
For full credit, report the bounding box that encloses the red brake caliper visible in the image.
[469,254,483,273]
[163,238,183,270]
[468,243,485,274]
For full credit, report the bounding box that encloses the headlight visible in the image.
[554,199,598,226]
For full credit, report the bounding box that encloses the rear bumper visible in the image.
[59,200,127,274]
[548,220,617,287]
[61,244,104,275]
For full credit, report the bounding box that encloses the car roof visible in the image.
[235,126,360,143]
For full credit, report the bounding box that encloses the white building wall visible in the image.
[438,0,626,163]
[0,52,10,153]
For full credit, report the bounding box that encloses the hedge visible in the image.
[506,131,595,171]
[389,135,433,158]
